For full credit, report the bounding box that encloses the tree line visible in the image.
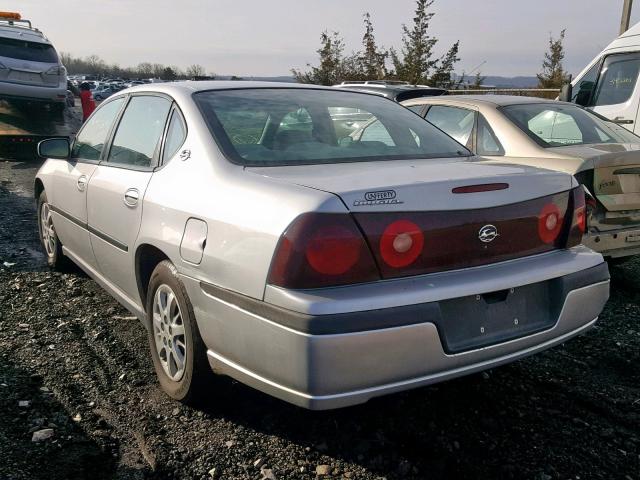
[59,52,215,81]
[60,0,569,90]
[292,0,464,88]
[294,0,569,90]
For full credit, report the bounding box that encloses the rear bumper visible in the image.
[0,81,66,103]
[182,247,609,409]
[584,227,640,258]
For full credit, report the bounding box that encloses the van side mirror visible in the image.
[37,138,70,160]
[559,82,572,103]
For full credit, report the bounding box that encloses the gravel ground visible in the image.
[0,159,638,480]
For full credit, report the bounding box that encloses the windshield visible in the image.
[0,37,58,63]
[501,103,640,148]
[194,88,470,166]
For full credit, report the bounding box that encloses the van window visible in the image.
[0,37,58,63]
[572,61,599,106]
[592,53,640,106]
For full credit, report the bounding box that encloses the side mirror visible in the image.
[37,137,70,160]
[559,82,573,103]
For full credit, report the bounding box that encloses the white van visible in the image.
[0,12,67,111]
[564,22,640,132]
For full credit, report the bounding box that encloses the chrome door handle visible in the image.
[77,175,88,191]
[612,116,634,125]
[123,188,139,207]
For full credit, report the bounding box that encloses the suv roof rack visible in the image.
[0,14,41,33]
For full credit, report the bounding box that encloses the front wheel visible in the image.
[146,260,211,403]
[37,191,68,270]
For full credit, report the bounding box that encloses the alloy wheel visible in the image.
[152,284,187,381]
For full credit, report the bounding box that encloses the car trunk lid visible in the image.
[547,143,640,212]
[249,158,579,277]
[246,158,572,212]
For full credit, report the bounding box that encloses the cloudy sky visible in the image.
[16,0,640,77]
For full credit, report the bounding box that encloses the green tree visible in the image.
[292,31,351,85]
[537,29,569,88]
[359,12,388,79]
[162,67,178,80]
[430,41,460,88]
[390,0,438,84]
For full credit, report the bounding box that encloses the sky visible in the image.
[15,0,640,78]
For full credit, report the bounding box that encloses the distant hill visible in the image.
[472,76,539,88]
[216,75,539,88]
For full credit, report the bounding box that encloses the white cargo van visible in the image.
[564,22,640,132]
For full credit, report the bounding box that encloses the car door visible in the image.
[48,96,125,269]
[86,94,172,297]
[573,52,640,132]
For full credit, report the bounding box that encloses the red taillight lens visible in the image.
[380,220,424,267]
[566,186,586,248]
[306,225,361,275]
[538,203,564,244]
[268,213,380,289]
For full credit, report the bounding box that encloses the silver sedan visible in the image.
[403,95,640,261]
[35,83,609,409]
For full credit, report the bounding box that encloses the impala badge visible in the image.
[478,224,499,243]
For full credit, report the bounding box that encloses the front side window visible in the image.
[501,103,640,148]
[0,37,58,63]
[107,96,172,167]
[406,104,425,115]
[195,88,469,166]
[592,53,640,106]
[71,97,125,161]
[425,105,476,147]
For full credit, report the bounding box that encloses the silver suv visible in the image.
[0,13,67,111]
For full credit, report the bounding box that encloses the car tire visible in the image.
[146,260,211,403]
[37,191,69,270]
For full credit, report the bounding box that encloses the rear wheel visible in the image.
[37,191,68,270]
[146,260,211,403]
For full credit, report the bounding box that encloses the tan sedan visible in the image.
[402,95,640,261]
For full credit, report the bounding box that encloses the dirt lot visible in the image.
[0,158,638,480]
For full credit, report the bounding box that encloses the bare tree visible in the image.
[186,64,206,78]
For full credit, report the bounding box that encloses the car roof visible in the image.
[404,94,571,108]
[124,81,359,95]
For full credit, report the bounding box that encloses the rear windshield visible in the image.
[501,103,639,148]
[194,88,470,166]
[0,37,58,63]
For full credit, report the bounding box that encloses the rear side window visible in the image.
[108,96,172,168]
[425,105,475,147]
[162,110,187,163]
[592,53,640,106]
[476,115,504,156]
[71,97,125,161]
[0,37,58,63]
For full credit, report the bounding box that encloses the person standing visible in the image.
[79,82,96,121]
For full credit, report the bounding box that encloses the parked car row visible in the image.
[35,82,611,410]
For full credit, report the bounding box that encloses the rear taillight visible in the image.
[566,186,586,248]
[267,213,379,289]
[538,202,564,244]
[380,220,424,267]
